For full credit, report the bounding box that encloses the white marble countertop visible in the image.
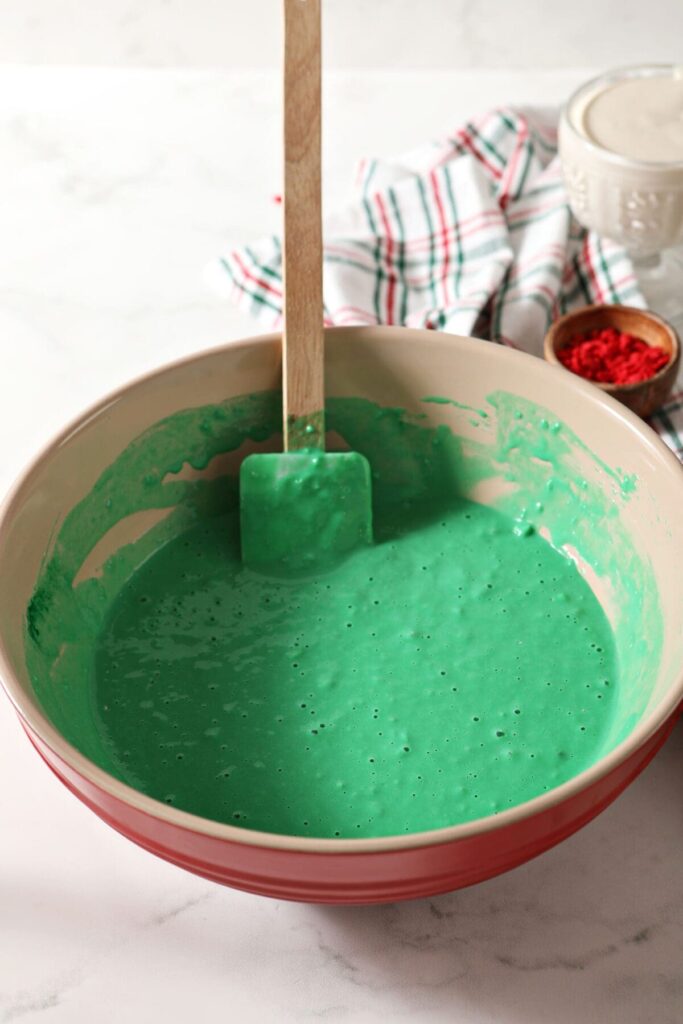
[0,66,681,1023]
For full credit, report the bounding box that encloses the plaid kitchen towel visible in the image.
[216,107,683,462]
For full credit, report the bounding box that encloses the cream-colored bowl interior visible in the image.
[1,327,682,806]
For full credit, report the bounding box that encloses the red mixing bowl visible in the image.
[1,327,682,904]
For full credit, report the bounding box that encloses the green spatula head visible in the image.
[241,2,372,574]
[240,449,373,574]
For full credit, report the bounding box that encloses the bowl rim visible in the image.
[560,63,683,173]
[544,303,681,395]
[1,325,682,855]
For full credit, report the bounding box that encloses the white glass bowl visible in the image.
[559,65,683,257]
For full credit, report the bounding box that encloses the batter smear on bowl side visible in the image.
[25,390,652,841]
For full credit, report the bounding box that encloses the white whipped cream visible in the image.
[581,73,683,163]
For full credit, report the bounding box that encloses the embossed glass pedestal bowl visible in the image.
[559,65,683,326]
[0,328,682,904]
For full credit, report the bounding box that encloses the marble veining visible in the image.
[0,65,681,1024]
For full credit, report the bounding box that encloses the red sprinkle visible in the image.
[558,326,670,386]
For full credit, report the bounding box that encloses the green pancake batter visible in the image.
[95,498,616,837]
[26,389,653,841]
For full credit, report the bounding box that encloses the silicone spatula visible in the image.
[240,0,372,573]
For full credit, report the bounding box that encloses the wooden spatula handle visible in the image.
[283,0,325,450]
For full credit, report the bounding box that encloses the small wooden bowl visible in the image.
[544,305,680,418]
